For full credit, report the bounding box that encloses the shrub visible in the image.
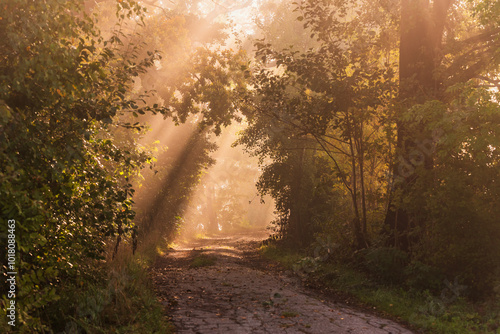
[361,247,409,284]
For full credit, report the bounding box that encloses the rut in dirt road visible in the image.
[152,233,415,334]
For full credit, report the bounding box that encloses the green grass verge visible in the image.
[41,255,175,333]
[259,243,304,269]
[260,244,500,334]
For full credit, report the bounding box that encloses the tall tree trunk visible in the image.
[288,150,303,246]
[289,146,311,247]
[349,130,365,249]
[384,0,453,250]
[357,124,368,238]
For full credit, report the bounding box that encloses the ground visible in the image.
[151,230,415,334]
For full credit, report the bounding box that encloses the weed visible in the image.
[281,311,300,318]
[190,254,217,268]
[293,257,320,277]
[262,300,274,308]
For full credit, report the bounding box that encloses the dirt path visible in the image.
[152,231,415,334]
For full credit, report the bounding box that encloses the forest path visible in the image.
[152,230,414,334]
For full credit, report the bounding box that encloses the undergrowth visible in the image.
[260,243,500,334]
[259,243,303,268]
[36,253,174,333]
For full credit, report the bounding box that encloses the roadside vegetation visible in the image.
[0,0,213,331]
[251,1,500,332]
[262,243,500,333]
[41,253,174,334]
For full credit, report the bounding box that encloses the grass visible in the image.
[39,250,175,334]
[259,243,304,269]
[260,244,500,334]
[314,264,500,333]
[190,254,217,268]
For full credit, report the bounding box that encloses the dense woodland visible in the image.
[1,0,500,332]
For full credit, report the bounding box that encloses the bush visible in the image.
[0,1,166,330]
[44,258,173,333]
[361,247,409,284]
[404,261,445,292]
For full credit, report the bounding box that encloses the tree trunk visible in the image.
[288,147,307,247]
[357,125,368,239]
[348,127,366,249]
[384,0,453,250]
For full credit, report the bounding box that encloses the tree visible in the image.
[0,0,166,330]
[236,1,500,293]
[236,0,397,248]
[385,0,500,250]
[110,0,255,247]
[133,126,217,245]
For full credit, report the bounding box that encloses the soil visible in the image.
[151,230,415,334]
